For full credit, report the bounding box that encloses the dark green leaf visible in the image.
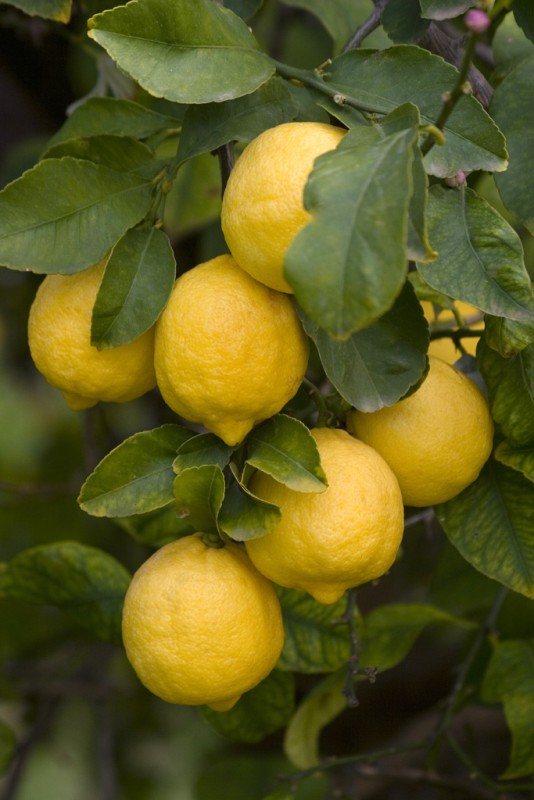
[382,0,429,43]
[218,477,281,542]
[514,0,534,43]
[0,720,16,775]
[418,186,534,323]
[492,12,534,82]
[173,465,225,534]
[281,0,374,53]
[0,542,131,644]
[419,0,474,20]
[5,0,71,22]
[286,124,415,338]
[324,47,507,178]
[201,670,294,743]
[478,340,534,446]
[246,415,327,493]
[359,603,473,672]
[0,157,155,273]
[492,56,534,235]
[495,441,534,484]
[436,460,534,598]
[78,424,194,517]
[277,588,355,673]
[481,639,534,778]
[44,98,181,150]
[91,226,175,347]
[174,433,235,472]
[176,77,298,164]
[88,0,275,104]
[115,503,195,547]
[301,282,428,412]
[163,152,221,239]
[484,313,534,358]
[43,135,161,178]
[224,0,263,19]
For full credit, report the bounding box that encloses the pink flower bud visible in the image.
[465,9,491,33]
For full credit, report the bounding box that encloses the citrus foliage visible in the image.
[1,0,534,797]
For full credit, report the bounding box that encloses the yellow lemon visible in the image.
[422,300,484,363]
[122,534,284,711]
[154,254,309,446]
[27,260,156,410]
[346,356,494,507]
[245,428,404,604]
[221,121,345,293]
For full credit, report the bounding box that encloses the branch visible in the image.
[342,0,388,52]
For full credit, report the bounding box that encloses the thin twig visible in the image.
[342,0,388,52]
[217,142,235,196]
[342,588,361,707]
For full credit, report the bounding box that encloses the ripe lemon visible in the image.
[422,300,484,363]
[27,260,156,410]
[154,254,309,446]
[346,356,494,507]
[121,534,284,711]
[221,121,345,293]
[245,428,404,604]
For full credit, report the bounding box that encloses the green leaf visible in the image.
[173,465,226,534]
[286,124,415,339]
[419,0,474,20]
[514,0,534,43]
[418,186,534,324]
[277,588,355,673]
[478,340,534,446]
[4,0,71,22]
[78,424,194,517]
[218,476,281,542]
[43,135,162,178]
[163,152,222,239]
[323,46,508,178]
[484,313,534,358]
[174,433,235,473]
[301,281,428,412]
[436,459,534,598]
[495,441,534,484]
[382,0,430,43]
[176,77,298,165]
[481,639,534,778]
[492,12,534,82]
[201,669,294,743]
[0,542,131,644]
[91,226,175,347]
[0,719,16,775]
[281,0,375,53]
[284,672,346,768]
[245,415,327,493]
[45,97,181,150]
[115,503,195,547]
[0,157,155,273]
[492,56,534,235]
[88,0,275,104]
[359,603,473,672]
[224,0,263,19]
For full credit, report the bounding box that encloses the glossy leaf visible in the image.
[419,0,474,20]
[436,460,534,598]
[245,415,327,493]
[492,56,534,235]
[174,433,235,473]
[418,186,534,323]
[514,0,534,43]
[495,442,534,484]
[176,77,298,165]
[359,603,473,672]
[78,424,194,517]
[45,97,181,151]
[286,124,415,339]
[92,226,175,347]
[0,542,131,644]
[43,135,161,178]
[478,340,534,446]
[173,465,225,534]
[218,477,281,542]
[0,157,155,273]
[382,0,429,43]
[323,46,507,178]
[5,0,71,22]
[301,282,429,412]
[88,0,275,104]
[0,719,16,775]
[201,670,294,743]
[277,588,355,673]
[481,639,534,778]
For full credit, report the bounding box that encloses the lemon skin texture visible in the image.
[245,428,404,604]
[347,356,494,508]
[27,260,156,410]
[121,534,285,711]
[154,254,309,446]
[221,121,345,293]
[422,300,484,363]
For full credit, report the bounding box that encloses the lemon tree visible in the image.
[1,1,534,798]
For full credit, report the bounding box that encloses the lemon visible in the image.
[154,254,309,446]
[245,428,404,604]
[27,260,156,410]
[347,355,494,507]
[422,300,484,363]
[221,121,345,293]
[122,534,284,711]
